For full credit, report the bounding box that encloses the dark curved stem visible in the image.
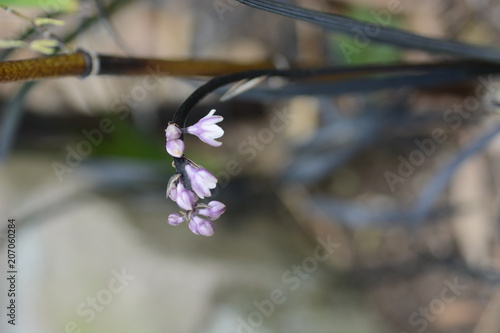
[172,60,500,127]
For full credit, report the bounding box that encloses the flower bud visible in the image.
[175,182,197,211]
[188,215,215,236]
[167,213,185,226]
[166,138,185,158]
[165,124,182,141]
[197,201,226,220]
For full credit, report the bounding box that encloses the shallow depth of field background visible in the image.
[1,0,500,332]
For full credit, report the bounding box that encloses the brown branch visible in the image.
[0,50,275,83]
[0,52,90,83]
[96,54,275,77]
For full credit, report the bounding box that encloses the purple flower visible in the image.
[166,138,185,158]
[175,182,197,211]
[168,213,185,226]
[197,201,226,220]
[166,199,225,236]
[188,215,215,236]
[165,124,182,141]
[186,109,224,147]
[184,164,217,199]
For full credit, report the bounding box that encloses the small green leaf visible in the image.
[0,39,26,48]
[30,39,59,54]
[0,0,78,12]
[34,17,65,26]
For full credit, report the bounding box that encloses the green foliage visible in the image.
[0,0,78,12]
[330,6,402,65]
[92,116,166,160]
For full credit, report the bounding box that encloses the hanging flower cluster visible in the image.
[165,109,226,236]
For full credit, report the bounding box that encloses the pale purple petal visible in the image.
[168,213,185,226]
[188,215,215,236]
[165,124,182,141]
[185,164,217,199]
[194,135,223,147]
[166,173,181,201]
[186,109,224,147]
[197,201,226,220]
[167,185,177,201]
[175,182,197,211]
[166,138,185,158]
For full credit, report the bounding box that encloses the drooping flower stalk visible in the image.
[163,57,500,236]
[165,109,226,236]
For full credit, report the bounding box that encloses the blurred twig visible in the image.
[93,0,133,55]
[0,0,136,162]
[411,123,500,225]
[235,0,500,62]
[0,82,35,161]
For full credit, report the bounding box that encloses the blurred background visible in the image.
[1,0,500,332]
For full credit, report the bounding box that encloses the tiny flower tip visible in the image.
[206,110,223,124]
[168,214,185,226]
[166,139,185,158]
[210,139,223,147]
[205,109,222,121]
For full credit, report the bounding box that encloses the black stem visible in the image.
[173,157,193,191]
[172,60,500,127]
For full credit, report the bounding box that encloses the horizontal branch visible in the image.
[0,52,90,83]
[0,50,275,84]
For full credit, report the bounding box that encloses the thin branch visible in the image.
[411,123,500,225]
[0,51,276,83]
[0,5,70,52]
[0,0,136,162]
[93,0,132,55]
[235,0,500,62]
